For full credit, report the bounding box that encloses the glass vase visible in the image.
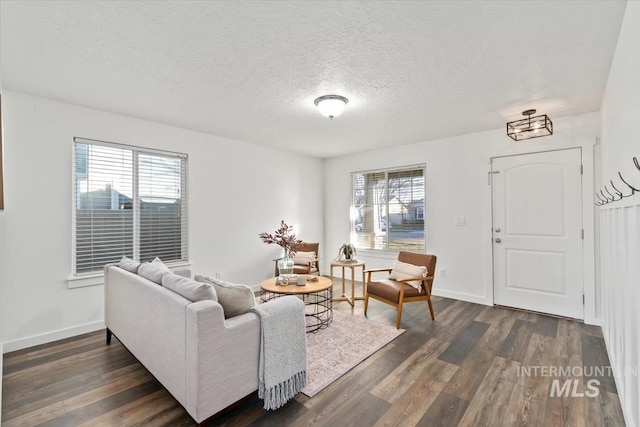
[278,251,295,279]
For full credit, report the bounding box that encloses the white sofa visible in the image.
[104,264,263,424]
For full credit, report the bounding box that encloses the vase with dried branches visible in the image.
[259,220,303,278]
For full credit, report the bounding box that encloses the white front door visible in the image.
[492,149,584,319]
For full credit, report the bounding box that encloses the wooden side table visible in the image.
[330,261,366,306]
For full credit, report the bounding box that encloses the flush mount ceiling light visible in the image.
[314,95,349,119]
[506,109,553,141]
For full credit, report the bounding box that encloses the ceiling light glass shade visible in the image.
[314,95,349,119]
[506,109,553,141]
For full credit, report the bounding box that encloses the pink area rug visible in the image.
[302,310,405,397]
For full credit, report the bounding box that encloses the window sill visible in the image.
[353,249,399,261]
[66,261,193,289]
[67,273,104,289]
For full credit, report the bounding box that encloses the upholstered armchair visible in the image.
[274,242,320,276]
[364,251,437,328]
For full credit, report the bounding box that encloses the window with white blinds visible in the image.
[73,138,188,275]
[351,165,426,252]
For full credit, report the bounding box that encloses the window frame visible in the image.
[68,137,189,287]
[350,164,426,254]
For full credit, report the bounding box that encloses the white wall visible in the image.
[0,179,3,424]
[0,84,4,423]
[324,112,598,318]
[599,3,640,427]
[0,91,324,352]
[0,211,3,423]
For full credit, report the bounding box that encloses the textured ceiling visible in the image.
[0,1,627,158]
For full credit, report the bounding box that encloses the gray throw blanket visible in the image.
[250,295,307,410]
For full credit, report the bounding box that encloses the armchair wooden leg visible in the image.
[364,293,369,315]
[427,298,435,321]
[395,304,403,329]
[106,328,112,345]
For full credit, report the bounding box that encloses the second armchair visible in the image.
[274,242,320,276]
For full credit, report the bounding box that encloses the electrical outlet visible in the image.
[215,272,221,279]
[440,269,446,278]
[455,216,466,226]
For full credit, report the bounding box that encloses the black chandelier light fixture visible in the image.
[506,109,553,141]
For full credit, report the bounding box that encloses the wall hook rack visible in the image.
[594,156,639,206]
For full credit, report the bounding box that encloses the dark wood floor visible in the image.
[2,283,626,426]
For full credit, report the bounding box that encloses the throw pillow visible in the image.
[194,275,256,319]
[389,260,428,291]
[138,257,170,285]
[293,251,315,265]
[162,273,217,302]
[118,256,140,274]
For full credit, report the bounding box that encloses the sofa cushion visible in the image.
[162,273,217,302]
[194,275,255,319]
[118,256,140,274]
[138,257,170,284]
[388,260,427,290]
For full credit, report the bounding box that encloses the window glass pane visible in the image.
[138,154,185,262]
[352,171,388,250]
[387,169,425,252]
[74,143,133,273]
[351,165,426,252]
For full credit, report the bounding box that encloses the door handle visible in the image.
[495,227,501,233]
[494,238,502,243]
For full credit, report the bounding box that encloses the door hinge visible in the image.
[582,229,584,239]
[580,164,584,175]
[583,294,585,305]
[488,171,500,185]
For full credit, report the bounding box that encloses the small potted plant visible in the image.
[335,243,357,263]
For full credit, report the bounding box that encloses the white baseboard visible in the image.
[2,320,105,353]
[602,328,636,427]
[431,288,491,306]
[583,315,603,327]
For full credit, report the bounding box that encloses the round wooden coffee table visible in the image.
[260,276,333,333]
